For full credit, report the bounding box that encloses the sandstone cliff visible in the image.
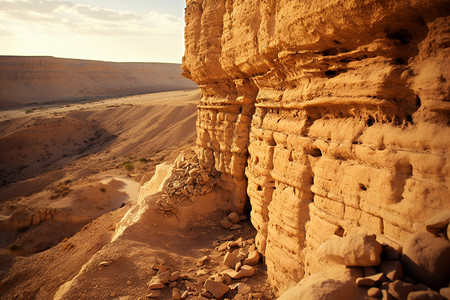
[182,0,450,291]
[0,56,197,109]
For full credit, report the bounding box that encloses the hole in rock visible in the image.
[366,116,375,127]
[324,70,337,77]
[309,148,322,158]
[334,226,345,237]
[387,28,412,44]
[254,156,259,165]
[416,96,421,108]
[406,114,413,124]
[257,185,263,191]
[288,151,294,162]
[394,57,407,65]
[359,184,367,191]
[323,48,339,56]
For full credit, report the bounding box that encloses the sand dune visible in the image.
[0,56,198,109]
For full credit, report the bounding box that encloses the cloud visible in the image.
[0,0,183,36]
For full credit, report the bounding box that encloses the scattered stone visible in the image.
[218,242,228,252]
[221,220,233,229]
[197,274,209,284]
[197,256,208,267]
[244,250,260,266]
[181,290,189,299]
[238,283,252,295]
[381,289,394,300]
[368,287,382,298]
[366,273,387,284]
[146,290,161,298]
[169,282,177,288]
[224,252,239,269]
[219,234,234,241]
[388,280,418,300]
[170,271,180,282]
[229,224,242,230]
[229,237,243,248]
[235,261,242,271]
[221,273,232,285]
[356,277,376,287]
[234,265,255,279]
[408,290,447,300]
[228,212,241,224]
[172,288,182,300]
[204,279,230,298]
[380,260,403,281]
[147,278,165,290]
[157,271,171,284]
[318,234,383,266]
[402,232,450,290]
[222,269,239,278]
[425,210,450,234]
[252,292,263,299]
[99,261,110,266]
[201,291,213,298]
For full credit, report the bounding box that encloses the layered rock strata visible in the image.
[182,0,450,291]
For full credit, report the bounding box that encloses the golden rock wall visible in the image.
[182,0,450,290]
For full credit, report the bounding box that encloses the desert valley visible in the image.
[1,0,450,300]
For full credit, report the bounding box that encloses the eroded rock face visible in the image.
[182,0,450,291]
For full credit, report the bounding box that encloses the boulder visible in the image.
[402,232,450,290]
[318,234,382,266]
[278,267,366,300]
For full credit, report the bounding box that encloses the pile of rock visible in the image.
[284,210,450,299]
[155,154,217,214]
[220,212,247,231]
[198,229,264,299]
[146,260,184,298]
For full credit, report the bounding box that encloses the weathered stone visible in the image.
[356,277,376,287]
[170,271,180,282]
[388,280,418,300]
[407,290,446,300]
[157,271,171,284]
[228,212,241,224]
[221,273,231,285]
[220,220,233,229]
[237,283,252,295]
[229,224,242,230]
[147,290,161,298]
[380,260,403,281]
[181,290,189,299]
[204,279,230,298]
[368,287,382,298]
[99,261,110,266]
[223,252,239,269]
[244,250,260,266]
[234,265,255,279]
[318,234,382,266]
[402,232,450,290]
[147,278,165,290]
[426,210,450,234]
[172,288,182,300]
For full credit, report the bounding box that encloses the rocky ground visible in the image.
[0,89,277,299]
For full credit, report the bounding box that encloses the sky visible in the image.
[0,0,186,63]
